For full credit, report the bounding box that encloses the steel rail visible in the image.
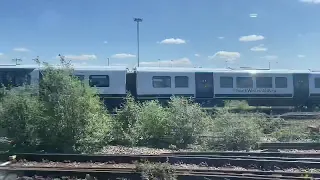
[163,151,320,158]
[3,153,320,169]
[1,154,320,170]
[0,166,317,180]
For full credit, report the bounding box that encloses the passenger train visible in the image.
[1,64,320,109]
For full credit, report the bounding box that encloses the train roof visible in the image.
[0,64,127,71]
[0,65,317,74]
[134,67,311,74]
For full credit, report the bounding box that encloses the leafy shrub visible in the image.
[109,94,141,146]
[136,162,177,180]
[271,126,308,142]
[256,117,284,134]
[207,109,263,151]
[0,61,112,153]
[37,64,112,153]
[309,133,320,142]
[165,97,212,149]
[0,87,43,151]
[131,100,171,147]
[224,100,250,110]
[110,96,212,149]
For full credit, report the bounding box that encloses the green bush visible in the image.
[110,96,212,149]
[0,62,112,153]
[0,87,43,151]
[37,64,112,153]
[131,100,171,147]
[271,126,308,142]
[224,100,250,110]
[165,97,212,149]
[256,117,284,134]
[207,109,263,151]
[136,162,177,180]
[109,94,141,146]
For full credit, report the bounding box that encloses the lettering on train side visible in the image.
[233,88,277,93]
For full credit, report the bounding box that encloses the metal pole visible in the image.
[107,58,110,66]
[137,22,140,67]
[269,62,271,69]
[134,18,142,67]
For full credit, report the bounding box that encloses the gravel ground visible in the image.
[97,145,320,155]
[11,161,135,169]
[97,146,175,155]
[9,161,320,173]
[8,162,320,180]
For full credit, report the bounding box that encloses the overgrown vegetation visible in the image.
[206,109,263,150]
[110,97,212,149]
[0,60,112,153]
[0,59,318,153]
[136,162,176,180]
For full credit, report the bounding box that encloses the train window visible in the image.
[152,76,171,88]
[220,77,233,88]
[315,78,320,88]
[175,76,188,88]
[236,77,253,88]
[0,71,31,87]
[89,75,109,87]
[15,74,31,86]
[275,77,287,88]
[256,77,273,88]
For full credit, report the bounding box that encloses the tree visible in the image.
[37,61,112,153]
[0,59,113,153]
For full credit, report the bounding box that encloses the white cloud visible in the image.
[140,57,192,67]
[261,55,278,60]
[239,35,265,42]
[103,41,108,44]
[300,0,320,4]
[62,54,97,61]
[249,13,258,18]
[111,53,136,59]
[209,51,241,61]
[110,63,128,66]
[298,54,306,58]
[250,44,268,52]
[13,47,30,52]
[0,53,3,56]
[194,54,200,57]
[71,62,88,66]
[218,37,225,39]
[159,38,186,44]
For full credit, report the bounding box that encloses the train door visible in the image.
[293,73,309,102]
[195,72,214,98]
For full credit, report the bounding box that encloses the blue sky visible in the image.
[0,0,320,69]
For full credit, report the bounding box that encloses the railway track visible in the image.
[2,152,320,169]
[1,166,319,180]
[259,142,320,150]
[1,151,320,179]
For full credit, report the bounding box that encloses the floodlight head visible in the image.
[134,18,143,22]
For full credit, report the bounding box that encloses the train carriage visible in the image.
[133,67,196,102]
[0,65,40,88]
[71,66,128,109]
[214,70,295,106]
[306,71,320,108]
[131,67,315,108]
[0,64,128,109]
[3,64,320,109]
